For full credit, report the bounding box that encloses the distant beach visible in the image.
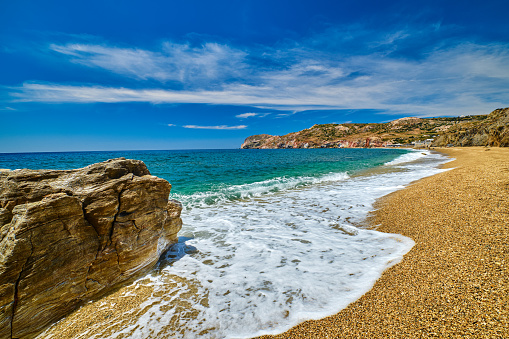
[261,147,509,338]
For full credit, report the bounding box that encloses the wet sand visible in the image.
[259,147,509,338]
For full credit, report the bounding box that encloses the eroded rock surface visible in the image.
[433,107,509,147]
[0,158,182,339]
[240,134,274,149]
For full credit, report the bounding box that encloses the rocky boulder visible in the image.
[0,158,182,339]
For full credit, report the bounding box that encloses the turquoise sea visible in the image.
[1,148,410,204]
[1,148,451,338]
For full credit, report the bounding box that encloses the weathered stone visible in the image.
[433,107,509,147]
[240,134,274,149]
[0,158,182,339]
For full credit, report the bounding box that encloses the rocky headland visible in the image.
[433,107,509,147]
[0,158,182,339]
[241,107,509,149]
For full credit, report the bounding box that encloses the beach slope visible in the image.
[261,147,508,338]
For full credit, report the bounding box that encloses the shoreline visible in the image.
[34,148,507,338]
[259,147,509,338]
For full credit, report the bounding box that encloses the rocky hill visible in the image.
[241,108,508,149]
[432,108,509,147]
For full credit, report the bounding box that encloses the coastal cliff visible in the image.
[0,158,182,339]
[432,107,509,147]
[241,108,508,149]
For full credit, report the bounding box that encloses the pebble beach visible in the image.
[36,147,508,338]
[260,147,509,338]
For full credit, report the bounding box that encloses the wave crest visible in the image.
[172,171,350,208]
[384,150,429,166]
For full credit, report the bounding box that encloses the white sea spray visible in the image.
[39,150,453,339]
[172,171,350,208]
[384,149,429,166]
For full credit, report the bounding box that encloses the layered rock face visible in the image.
[240,134,274,149]
[0,158,182,339]
[433,107,509,147]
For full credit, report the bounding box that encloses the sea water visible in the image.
[0,148,451,338]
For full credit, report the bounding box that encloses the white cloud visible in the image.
[236,112,258,118]
[235,112,269,118]
[50,42,247,85]
[183,125,247,130]
[11,31,509,117]
[167,123,176,126]
[275,111,299,118]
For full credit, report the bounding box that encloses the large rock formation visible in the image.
[240,134,274,149]
[0,158,182,339]
[432,107,509,147]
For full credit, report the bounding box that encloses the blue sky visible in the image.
[1,0,508,152]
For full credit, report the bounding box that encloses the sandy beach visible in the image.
[36,147,508,338]
[259,147,509,338]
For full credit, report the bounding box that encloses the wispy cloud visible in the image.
[236,112,258,118]
[10,26,509,116]
[236,112,269,118]
[167,123,176,126]
[275,111,299,118]
[49,42,247,85]
[183,125,247,130]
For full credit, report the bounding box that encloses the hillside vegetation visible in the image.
[241,108,508,149]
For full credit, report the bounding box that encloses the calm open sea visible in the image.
[0,148,450,338]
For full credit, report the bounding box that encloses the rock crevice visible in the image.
[0,158,182,339]
[11,230,32,339]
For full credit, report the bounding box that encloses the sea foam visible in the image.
[41,150,452,339]
[384,149,428,166]
[172,171,350,208]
